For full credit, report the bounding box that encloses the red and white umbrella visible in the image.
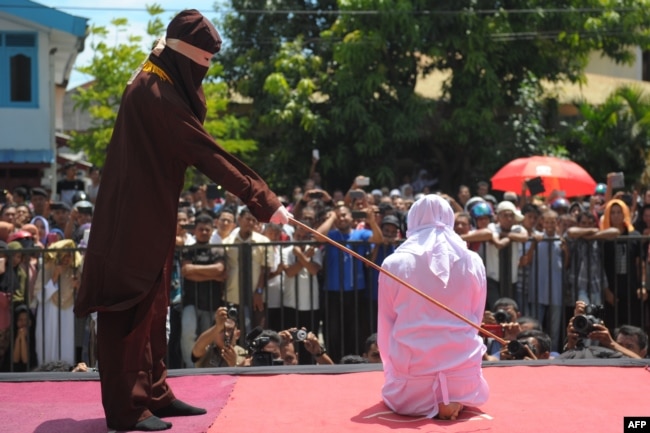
[490,155,597,198]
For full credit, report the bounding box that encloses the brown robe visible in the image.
[73,10,280,429]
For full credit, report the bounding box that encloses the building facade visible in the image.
[0,0,87,192]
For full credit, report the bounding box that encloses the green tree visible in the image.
[218,1,650,193]
[217,0,339,191]
[562,85,650,186]
[422,1,650,190]
[70,11,162,166]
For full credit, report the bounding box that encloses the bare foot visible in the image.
[436,402,464,420]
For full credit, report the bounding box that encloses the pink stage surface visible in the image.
[0,363,649,433]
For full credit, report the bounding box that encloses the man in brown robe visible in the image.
[74,10,290,432]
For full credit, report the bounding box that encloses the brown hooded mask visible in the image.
[150,9,222,122]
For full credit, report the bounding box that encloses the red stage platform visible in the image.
[0,360,648,433]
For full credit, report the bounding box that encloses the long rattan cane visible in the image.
[290,217,519,351]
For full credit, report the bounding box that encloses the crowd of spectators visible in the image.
[0,160,648,372]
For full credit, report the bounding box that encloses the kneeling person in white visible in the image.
[378,194,489,420]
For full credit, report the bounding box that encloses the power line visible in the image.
[216,25,641,48]
[0,4,644,15]
[233,7,641,16]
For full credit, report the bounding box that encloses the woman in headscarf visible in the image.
[378,194,489,421]
[600,199,648,329]
[30,216,49,246]
[34,239,82,366]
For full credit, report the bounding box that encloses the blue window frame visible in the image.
[0,32,38,108]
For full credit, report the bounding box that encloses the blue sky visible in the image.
[38,1,220,87]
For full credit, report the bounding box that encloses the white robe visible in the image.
[35,270,76,366]
[378,194,489,418]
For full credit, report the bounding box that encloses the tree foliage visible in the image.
[418,0,650,190]
[69,2,650,195]
[216,0,338,190]
[70,12,161,167]
[218,0,650,193]
[562,85,650,187]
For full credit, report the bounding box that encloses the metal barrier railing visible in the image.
[0,235,647,371]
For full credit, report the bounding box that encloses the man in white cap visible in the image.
[484,201,528,309]
[378,194,489,420]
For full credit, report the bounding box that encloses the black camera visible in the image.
[227,304,238,320]
[223,305,237,347]
[248,336,271,352]
[493,309,513,324]
[573,304,604,337]
[290,329,308,342]
[246,327,283,367]
[506,339,537,360]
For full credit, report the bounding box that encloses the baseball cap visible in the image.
[496,201,524,222]
[50,201,71,212]
[381,215,400,228]
[30,187,48,198]
[503,191,518,202]
[378,202,394,214]
[7,230,33,244]
[483,194,498,206]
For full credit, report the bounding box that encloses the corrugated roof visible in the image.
[0,0,87,37]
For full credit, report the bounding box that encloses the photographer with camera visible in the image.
[483,297,521,327]
[361,333,382,364]
[243,328,284,367]
[191,306,246,368]
[562,301,647,359]
[292,189,334,222]
[482,297,525,360]
[499,329,552,361]
[278,327,334,365]
[482,297,554,361]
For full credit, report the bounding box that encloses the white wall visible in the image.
[585,48,643,81]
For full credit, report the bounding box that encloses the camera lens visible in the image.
[573,315,592,335]
[506,340,527,359]
[290,329,308,342]
[494,309,511,324]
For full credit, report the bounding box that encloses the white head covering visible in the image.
[397,194,468,288]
